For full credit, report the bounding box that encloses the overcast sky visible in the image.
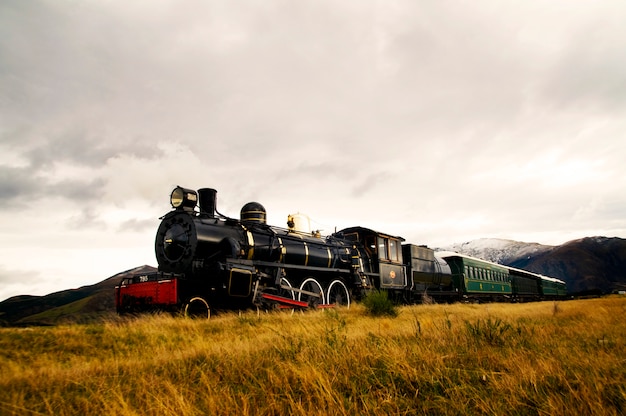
[1,0,625,301]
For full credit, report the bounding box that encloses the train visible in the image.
[115,186,567,317]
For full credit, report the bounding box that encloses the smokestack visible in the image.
[198,188,217,217]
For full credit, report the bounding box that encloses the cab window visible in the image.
[389,239,399,262]
[364,235,377,255]
[343,232,359,242]
[377,237,402,262]
[378,237,387,260]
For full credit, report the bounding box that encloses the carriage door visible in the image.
[378,236,407,289]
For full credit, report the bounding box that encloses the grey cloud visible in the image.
[25,132,117,169]
[0,166,39,206]
[350,172,395,198]
[66,206,107,230]
[0,127,165,210]
[543,24,626,111]
[23,130,165,168]
[0,163,107,209]
[117,218,159,233]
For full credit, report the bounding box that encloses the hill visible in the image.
[0,265,156,326]
[508,237,626,294]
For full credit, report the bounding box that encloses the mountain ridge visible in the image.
[439,238,555,265]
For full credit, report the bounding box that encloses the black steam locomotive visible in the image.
[115,186,567,316]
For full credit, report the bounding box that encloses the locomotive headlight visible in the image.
[170,186,198,211]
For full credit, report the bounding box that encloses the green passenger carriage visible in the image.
[540,276,568,298]
[438,252,512,301]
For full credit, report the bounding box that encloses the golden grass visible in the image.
[1,297,625,415]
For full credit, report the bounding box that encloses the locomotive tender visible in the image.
[115,186,567,316]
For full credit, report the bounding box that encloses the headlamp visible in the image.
[170,186,198,210]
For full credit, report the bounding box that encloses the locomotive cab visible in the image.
[335,227,407,290]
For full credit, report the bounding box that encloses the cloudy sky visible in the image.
[1,0,625,301]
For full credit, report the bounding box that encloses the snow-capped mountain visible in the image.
[438,238,554,265]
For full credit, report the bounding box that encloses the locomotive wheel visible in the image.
[184,297,210,319]
[298,277,325,308]
[326,280,351,308]
[278,277,296,315]
[278,277,296,301]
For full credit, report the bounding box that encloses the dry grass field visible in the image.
[1,296,625,415]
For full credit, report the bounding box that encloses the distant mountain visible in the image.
[2,236,625,326]
[441,238,554,265]
[0,265,156,326]
[440,236,626,295]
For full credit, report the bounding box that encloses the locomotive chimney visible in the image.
[198,188,217,217]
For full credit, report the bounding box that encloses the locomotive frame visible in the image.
[115,186,567,316]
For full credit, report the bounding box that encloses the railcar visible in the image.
[115,186,567,316]
[508,267,541,301]
[434,252,512,301]
[540,275,568,298]
[402,244,454,300]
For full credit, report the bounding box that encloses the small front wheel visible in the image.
[184,297,210,319]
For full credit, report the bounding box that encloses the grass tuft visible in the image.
[362,290,398,317]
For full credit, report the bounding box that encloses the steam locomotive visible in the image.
[115,186,567,316]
